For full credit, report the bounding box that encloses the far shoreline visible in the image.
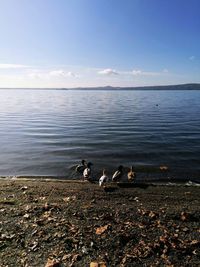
[0,82,200,91]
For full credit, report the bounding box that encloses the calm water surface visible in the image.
[0,89,200,182]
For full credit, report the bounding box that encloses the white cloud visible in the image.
[49,70,65,77]
[0,64,180,88]
[28,72,43,79]
[27,69,77,80]
[0,64,29,69]
[66,71,76,77]
[49,70,76,77]
[132,69,142,76]
[132,69,160,76]
[98,68,119,75]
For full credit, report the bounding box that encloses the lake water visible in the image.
[0,88,200,182]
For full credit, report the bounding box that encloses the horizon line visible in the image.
[0,83,199,90]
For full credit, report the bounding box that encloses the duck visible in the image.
[99,169,109,186]
[76,159,87,174]
[159,165,168,171]
[83,162,93,180]
[127,166,136,182]
[112,165,124,182]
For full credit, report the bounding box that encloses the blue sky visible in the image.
[0,0,199,88]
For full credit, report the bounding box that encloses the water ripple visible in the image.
[0,89,200,181]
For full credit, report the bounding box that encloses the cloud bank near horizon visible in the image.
[0,63,198,88]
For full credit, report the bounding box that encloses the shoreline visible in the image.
[0,83,200,90]
[0,176,200,187]
[0,179,199,266]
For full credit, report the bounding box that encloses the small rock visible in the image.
[70,254,81,265]
[90,262,107,267]
[96,224,111,235]
[63,197,71,202]
[44,202,50,211]
[20,186,28,191]
[134,197,139,202]
[45,258,61,267]
[62,254,71,261]
[23,213,30,219]
[181,212,189,221]
[29,241,39,251]
[1,233,15,240]
[82,246,88,254]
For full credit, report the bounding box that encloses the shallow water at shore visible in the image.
[0,88,200,181]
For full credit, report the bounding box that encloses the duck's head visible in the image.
[81,159,86,165]
[118,165,124,171]
[87,162,93,168]
[103,168,107,175]
[130,165,134,171]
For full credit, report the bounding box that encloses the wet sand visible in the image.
[0,179,199,266]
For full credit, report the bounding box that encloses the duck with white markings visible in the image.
[99,169,109,186]
[112,165,124,182]
[76,159,87,174]
[83,162,93,180]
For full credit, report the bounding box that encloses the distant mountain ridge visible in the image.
[68,83,200,90]
[1,83,200,90]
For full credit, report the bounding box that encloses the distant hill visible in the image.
[1,83,200,90]
[68,83,200,91]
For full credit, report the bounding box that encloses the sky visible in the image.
[0,0,200,88]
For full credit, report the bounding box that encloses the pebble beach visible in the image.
[0,179,199,266]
